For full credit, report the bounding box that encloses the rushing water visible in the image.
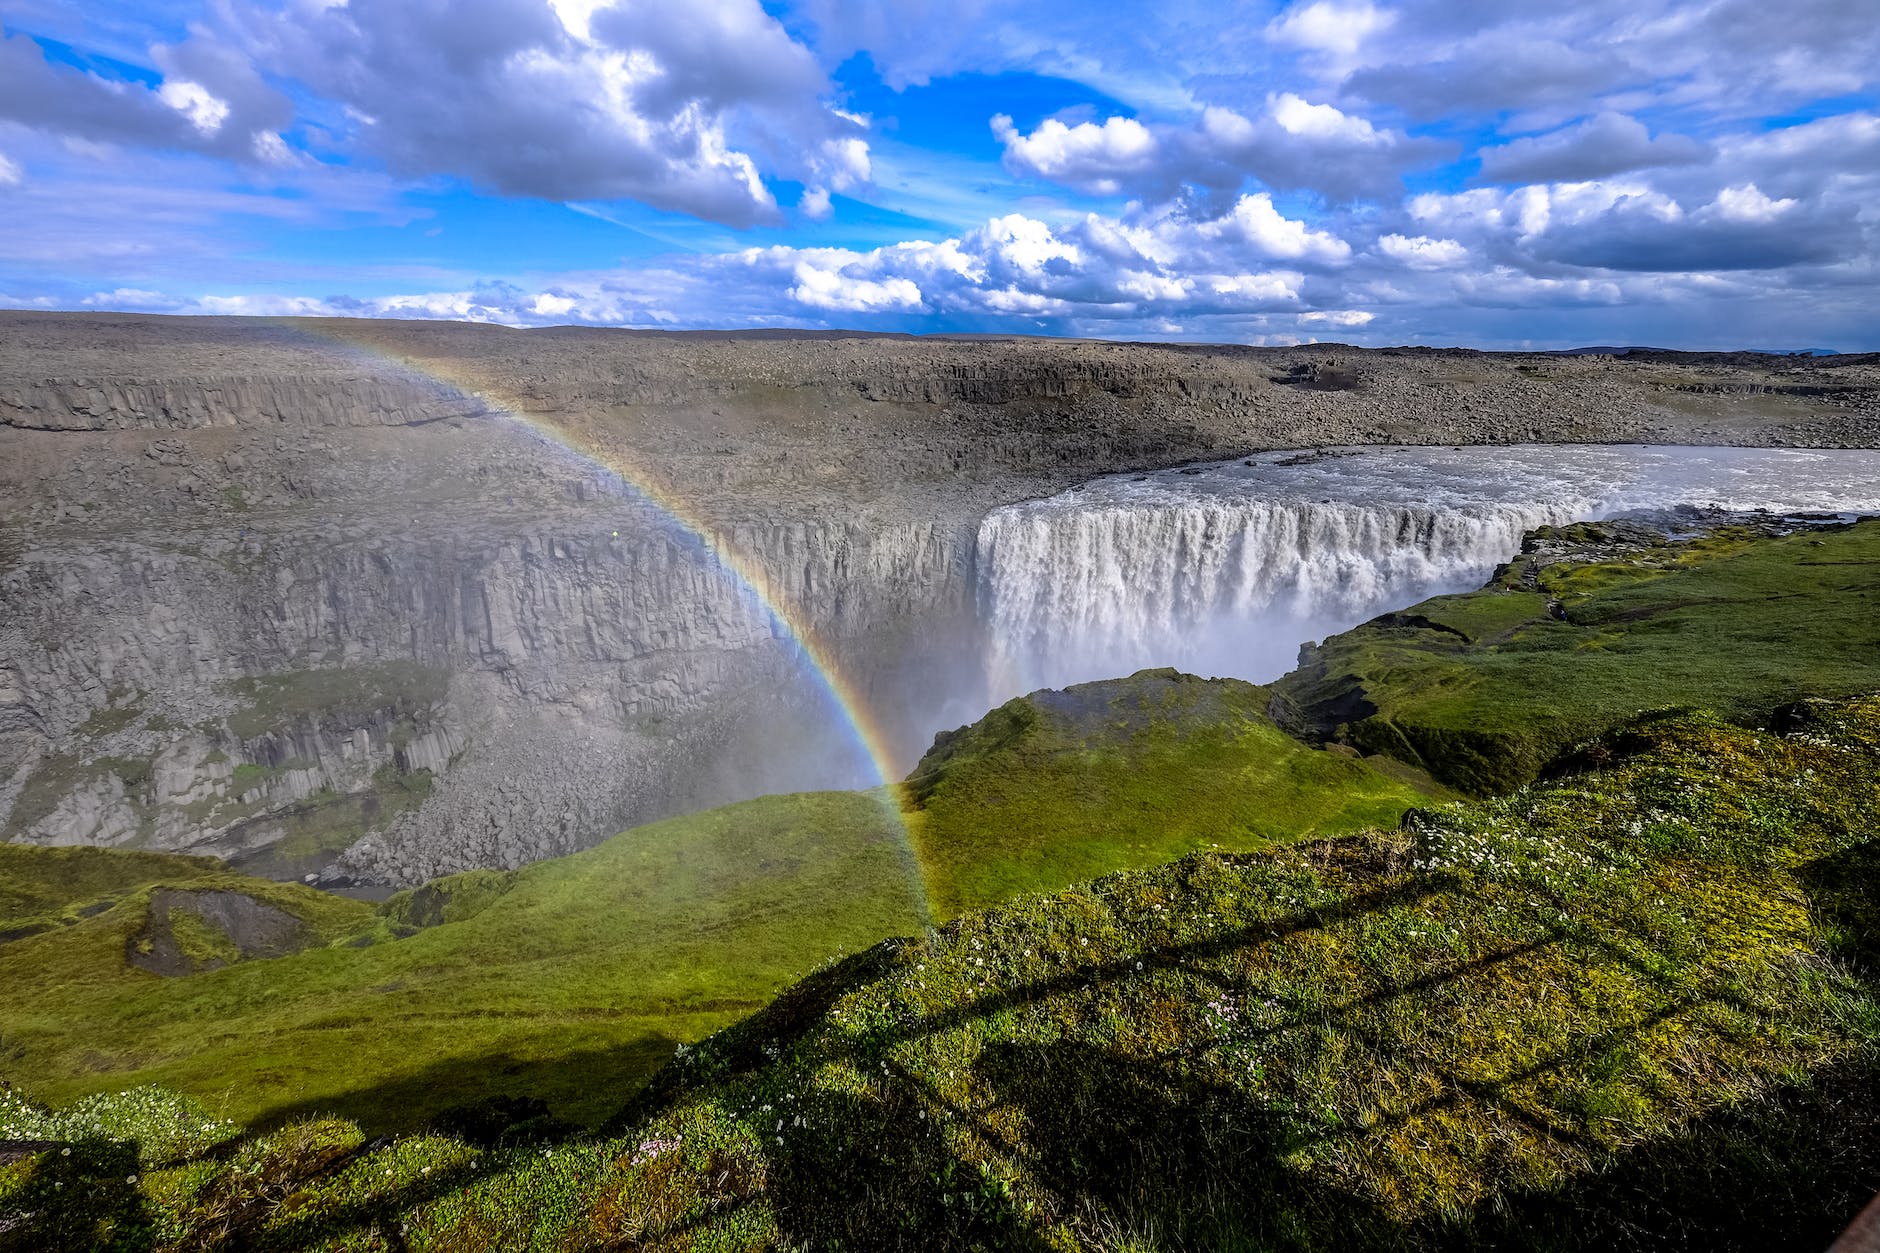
[976,445,1880,700]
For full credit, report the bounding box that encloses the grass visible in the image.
[7,695,1879,1250]
[0,792,926,1133]
[1271,520,1880,794]
[908,668,1438,916]
[0,672,1432,1138]
[0,846,224,940]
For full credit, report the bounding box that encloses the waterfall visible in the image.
[977,496,1584,697]
[974,444,1880,701]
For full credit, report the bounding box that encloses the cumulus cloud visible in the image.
[0,1,867,228]
[1345,34,1617,120]
[4,0,1878,348]
[710,194,1340,318]
[798,185,833,220]
[1338,0,1880,125]
[0,28,292,162]
[993,94,1448,203]
[220,0,865,225]
[783,251,925,310]
[1194,95,1450,201]
[80,287,184,310]
[1410,178,1863,273]
[1378,233,1467,268]
[148,194,1350,334]
[1194,193,1352,264]
[1478,113,1711,184]
[993,113,1158,195]
[1266,0,1397,59]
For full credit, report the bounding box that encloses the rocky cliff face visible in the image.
[0,481,974,884]
[3,313,1876,884]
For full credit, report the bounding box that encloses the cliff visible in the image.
[3,312,1877,882]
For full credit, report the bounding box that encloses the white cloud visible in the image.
[1266,0,1397,58]
[1378,233,1468,268]
[787,257,924,311]
[157,80,230,135]
[0,152,20,187]
[799,186,834,220]
[993,113,1159,195]
[5,3,864,231]
[0,29,291,162]
[1407,176,1858,274]
[531,293,579,318]
[1709,183,1795,223]
[982,213,1085,271]
[1197,193,1352,264]
[1299,308,1375,325]
[995,95,1445,203]
[1209,272,1304,303]
[1269,93,1381,145]
[80,287,177,309]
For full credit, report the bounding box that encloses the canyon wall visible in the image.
[3,312,1876,883]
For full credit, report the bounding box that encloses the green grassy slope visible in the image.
[908,669,1436,916]
[1270,519,1880,794]
[0,845,227,940]
[0,672,1429,1135]
[9,696,1879,1251]
[0,792,925,1131]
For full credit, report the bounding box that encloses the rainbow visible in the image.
[269,318,931,917]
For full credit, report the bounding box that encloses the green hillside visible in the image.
[7,516,1880,1249]
[0,792,925,1131]
[7,694,1878,1250]
[0,681,1424,1134]
[909,668,1437,915]
[1270,518,1880,794]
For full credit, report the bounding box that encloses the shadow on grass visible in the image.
[254,1031,681,1137]
[1,1139,148,1253]
[20,825,1880,1251]
[609,834,1880,1250]
[1454,1056,1880,1252]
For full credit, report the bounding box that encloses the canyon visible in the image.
[3,310,1877,884]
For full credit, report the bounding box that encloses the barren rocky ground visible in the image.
[3,311,1876,883]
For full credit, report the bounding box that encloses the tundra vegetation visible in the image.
[3,520,1879,1250]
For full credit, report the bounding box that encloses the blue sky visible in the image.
[1,0,1876,348]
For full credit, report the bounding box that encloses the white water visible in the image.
[977,445,1880,700]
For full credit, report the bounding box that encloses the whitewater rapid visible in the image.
[976,445,1880,699]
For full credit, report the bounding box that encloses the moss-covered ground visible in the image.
[0,792,925,1133]
[908,669,1435,916]
[0,676,1425,1139]
[7,695,1878,1250]
[1270,519,1880,794]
